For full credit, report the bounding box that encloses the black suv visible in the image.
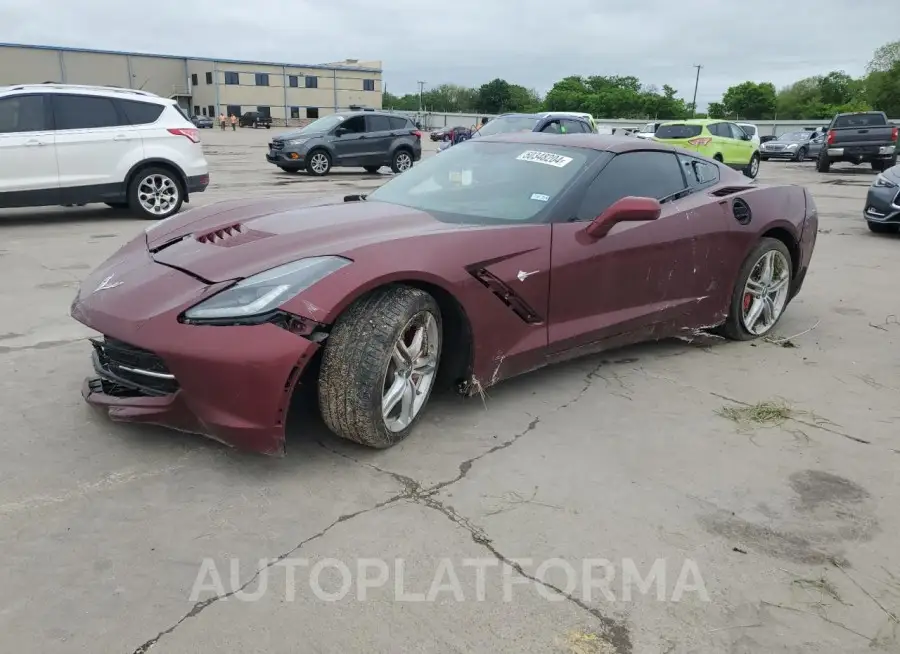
[239,112,272,128]
[266,111,423,175]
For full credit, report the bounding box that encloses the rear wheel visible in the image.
[318,286,443,448]
[127,167,183,220]
[721,238,793,341]
[743,153,760,179]
[816,151,831,172]
[867,221,899,234]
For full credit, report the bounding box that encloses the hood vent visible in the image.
[732,198,752,225]
[195,224,274,248]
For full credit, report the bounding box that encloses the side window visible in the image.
[576,151,687,220]
[726,123,746,140]
[339,116,366,134]
[561,119,584,133]
[388,116,409,130]
[119,99,164,125]
[53,94,125,130]
[0,95,49,133]
[540,120,561,134]
[707,123,723,138]
[366,114,392,132]
[677,154,719,188]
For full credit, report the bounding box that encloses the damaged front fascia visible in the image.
[180,309,331,342]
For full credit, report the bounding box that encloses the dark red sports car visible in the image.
[71,133,818,456]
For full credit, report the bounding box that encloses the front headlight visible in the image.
[873,173,898,189]
[286,137,309,146]
[786,143,798,150]
[183,256,351,321]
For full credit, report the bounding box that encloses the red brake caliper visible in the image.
[743,292,752,312]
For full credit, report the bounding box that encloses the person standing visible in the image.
[219,112,226,130]
[230,114,237,131]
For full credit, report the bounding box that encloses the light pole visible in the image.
[691,65,702,117]
[417,80,425,115]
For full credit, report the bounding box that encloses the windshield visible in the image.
[367,141,597,224]
[474,115,539,137]
[778,132,810,141]
[655,124,702,139]
[295,114,346,134]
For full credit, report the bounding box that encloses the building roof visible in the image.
[0,42,382,74]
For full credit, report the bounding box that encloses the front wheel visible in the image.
[795,147,807,162]
[743,153,760,179]
[306,150,332,176]
[127,167,183,220]
[391,149,414,173]
[318,286,443,448]
[720,238,793,341]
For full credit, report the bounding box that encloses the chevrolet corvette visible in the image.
[71,133,818,456]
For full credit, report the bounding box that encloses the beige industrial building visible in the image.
[0,43,383,124]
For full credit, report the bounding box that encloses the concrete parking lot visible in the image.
[1,127,898,654]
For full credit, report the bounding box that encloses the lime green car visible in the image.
[653,119,760,179]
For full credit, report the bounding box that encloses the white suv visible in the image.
[0,83,209,220]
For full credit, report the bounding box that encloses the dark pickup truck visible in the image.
[816,111,898,173]
[239,111,272,129]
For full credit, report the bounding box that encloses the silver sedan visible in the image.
[759,131,825,162]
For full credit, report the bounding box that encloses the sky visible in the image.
[0,0,896,109]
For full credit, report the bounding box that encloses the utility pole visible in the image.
[691,65,702,117]
[417,80,425,114]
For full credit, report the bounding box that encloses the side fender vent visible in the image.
[711,185,753,197]
[732,198,752,225]
[470,268,543,324]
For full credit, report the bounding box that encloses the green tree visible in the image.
[866,62,900,117]
[721,81,777,119]
[476,78,514,113]
[866,40,900,73]
[706,102,727,118]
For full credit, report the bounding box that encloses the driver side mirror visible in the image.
[741,133,751,141]
[335,127,349,137]
[584,196,661,239]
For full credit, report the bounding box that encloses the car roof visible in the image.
[335,110,409,119]
[0,83,169,104]
[476,131,680,154]
[660,118,719,126]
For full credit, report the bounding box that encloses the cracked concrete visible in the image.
[2,128,899,653]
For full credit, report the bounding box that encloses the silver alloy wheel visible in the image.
[750,155,760,177]
[137,174,179,216]
[310,153,330,174]
[395,152,412,171]
[382,311,439,432]
[741,249,790,336]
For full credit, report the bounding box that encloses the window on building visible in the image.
[193,105,200,115]
[305,76,318,89]
[255,73,269,86]
[290,107,300,119]
[256,106,271,118]
[207,105,215,117]
[363,79,376,91]
[0,95,49,133]
[190,73,198,86]
[288,75,298,88]
[226,105,241,117]
[306,107,319,119]
[205,72,213,84]
[224,72,239,85]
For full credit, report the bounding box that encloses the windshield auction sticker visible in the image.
[516,151,573,167]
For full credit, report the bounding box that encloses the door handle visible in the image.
[113,134,130,141]
[358,135,368,139]
[25,139,46,146]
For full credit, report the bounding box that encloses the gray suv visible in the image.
[266,111,423,176]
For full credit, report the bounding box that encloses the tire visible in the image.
[318,286,443,448]
[816,152,831,172]
[867,221,899,234]
[871,160,886,172]
[713,154,724,163]
[743,152,760,179]
[391,149,414,173]
[105,201,128,209]
[720,238,793,341]
[364,166,381,174]
[127,166,184,220]
[306,149,332,176]
[795,147,807,162]
[265,125,271,129]
[760,155,769,161]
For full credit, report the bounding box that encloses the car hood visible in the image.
[766,139,804,146]
[144,197,474,283]
[275,130,325,141]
